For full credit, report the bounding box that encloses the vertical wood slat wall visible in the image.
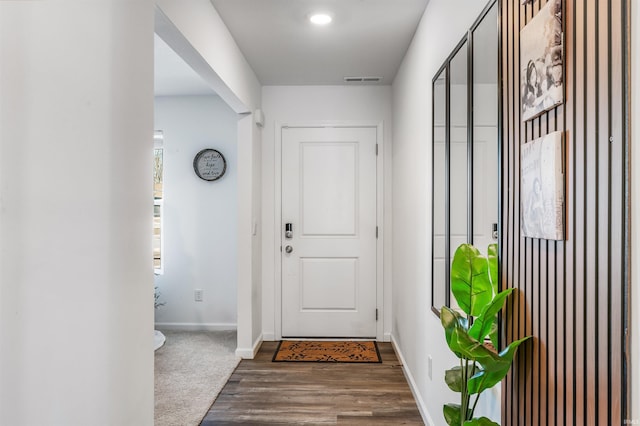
[499,0,629,424]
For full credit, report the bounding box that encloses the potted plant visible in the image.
[154,286,166,309]
[154,286,166,350]
[440,243,531,426]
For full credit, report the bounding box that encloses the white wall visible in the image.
[391,1,499,425]
[631,1,639,422]
[261,85,393,341]
[154,95,238,330]
[0,1,154,424]
[156,0,263,357]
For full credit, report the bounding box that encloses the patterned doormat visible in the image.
[272,340,382,363]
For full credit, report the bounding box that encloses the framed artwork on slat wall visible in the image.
[520,0,563,121]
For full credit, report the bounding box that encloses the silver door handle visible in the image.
[285,245,293,254]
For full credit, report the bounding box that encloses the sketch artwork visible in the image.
[520,0,563,121]
[521,131,564,240]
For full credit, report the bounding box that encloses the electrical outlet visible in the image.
[194,289,203,302]
[428,355,433,380]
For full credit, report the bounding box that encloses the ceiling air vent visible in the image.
[344,76,383,83]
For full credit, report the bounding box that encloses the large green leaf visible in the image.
[445,366,463,393]
[446,365,480,393]
[486,244,500,347]
[442,306,530,395]
[441,307,496,366]
[444,404,473,426]
[489,322,499,350]
[443,403,462,426]
[487,243,499,296]
[468,288,514,342]
[464,417,500,426]
[467,336,532,394]
[441,306,532,396]
[451,244,493,316]
[440,306,468,358]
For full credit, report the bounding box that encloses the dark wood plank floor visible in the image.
[200,341,424,425]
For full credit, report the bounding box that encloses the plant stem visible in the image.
[460,357,467,426]
[463,358,471,424]
[470,392,481,419]
[469,368,485,419]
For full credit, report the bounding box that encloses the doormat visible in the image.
[272,340,381,363]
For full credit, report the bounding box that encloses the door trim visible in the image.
[274,121,385,341]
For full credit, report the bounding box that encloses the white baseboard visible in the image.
[154,322,237,331]
[383,332,392,342]
[236,333,263,359]
[391,334,436,426]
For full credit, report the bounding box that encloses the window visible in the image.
[154,131,164,274]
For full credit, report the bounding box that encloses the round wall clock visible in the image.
[193,148,226,181]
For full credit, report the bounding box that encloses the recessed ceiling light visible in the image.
[309,13,332,25]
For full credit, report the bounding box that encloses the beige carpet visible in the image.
[154,330,240,426]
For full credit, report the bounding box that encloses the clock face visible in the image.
[193,149,226,181]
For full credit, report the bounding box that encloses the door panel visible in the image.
[301,143,357,236]
[300,258,357,310]
[282,127,377,338]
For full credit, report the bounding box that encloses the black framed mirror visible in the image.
[432,66,447,314]
[431,0,499,317]
[449,39,469,312]
[471,2,499,251]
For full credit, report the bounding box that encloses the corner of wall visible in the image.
[235,333,263,359]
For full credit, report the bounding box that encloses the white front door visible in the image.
[281,127,377,338]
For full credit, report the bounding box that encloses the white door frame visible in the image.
[274,121,385,341]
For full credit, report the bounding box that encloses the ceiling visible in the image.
[154,0,430,95]
[209,0,429,86]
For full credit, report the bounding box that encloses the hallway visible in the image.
[201,342,423,425]
[1,1,637,424]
